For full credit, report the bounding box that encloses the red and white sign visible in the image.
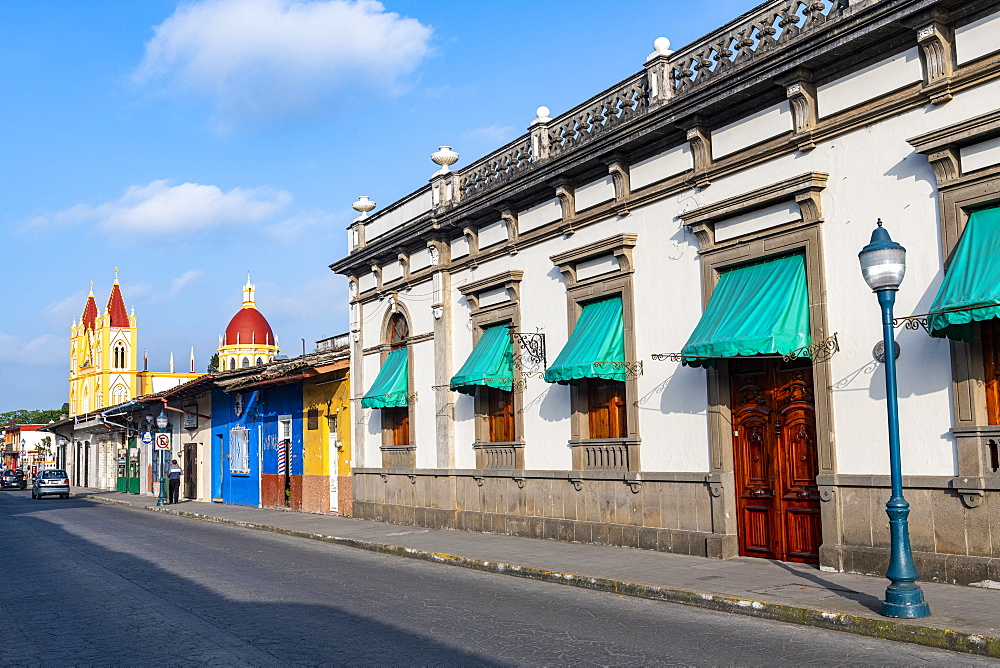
[154,433,171,450]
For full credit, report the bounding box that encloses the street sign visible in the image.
[154,433,171,450]
[141,431,153,444]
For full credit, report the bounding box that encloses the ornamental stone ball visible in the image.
[653,37,671,53]
[536,106,551,121]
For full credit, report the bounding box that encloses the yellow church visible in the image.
[68,272,202,417]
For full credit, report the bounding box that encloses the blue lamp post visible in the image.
[858,219,930,619]
[155,409,169,507]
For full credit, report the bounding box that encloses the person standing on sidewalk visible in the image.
[168,459,182,504]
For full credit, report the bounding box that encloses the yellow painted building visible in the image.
[301,352,351,515]
[68,273,202,417]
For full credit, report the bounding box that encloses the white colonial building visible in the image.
[332,0,1000,585]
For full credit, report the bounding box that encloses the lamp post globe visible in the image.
[858,219,930,619]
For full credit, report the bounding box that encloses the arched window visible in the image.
[388,313,408,349]
[111,384,129,406]
[383,313,409,446]
[113,343,127,369]
[229,357,236,371]
[256,357,263,366]
[242,357,250,368]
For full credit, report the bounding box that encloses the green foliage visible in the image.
[0,408,64,425]
[208,353,220,373]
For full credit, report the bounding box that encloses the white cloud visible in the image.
[23,180,292,236]
[134,0,433,125]
[169,270,205,296]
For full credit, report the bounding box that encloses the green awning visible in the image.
[450,324,514,395]
[361,348,408,408]
[681,254,811,367]
[544,296,626,384]
[928,207,1000,342]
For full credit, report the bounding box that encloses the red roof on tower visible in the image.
[224,309,275,347]
[82,293,98,330]
[106,281,129,327]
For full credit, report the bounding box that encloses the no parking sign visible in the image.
[154,433,171,450]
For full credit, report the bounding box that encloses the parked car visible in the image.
[0,469,27,490]
[32,469,70,499]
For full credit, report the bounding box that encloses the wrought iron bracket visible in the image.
[893,316,929,332]
[782,332,840,363]
[593,360,643,378]
[651,353,685,362]
[511,331,546,367]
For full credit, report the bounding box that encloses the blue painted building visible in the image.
[211,382,303,508]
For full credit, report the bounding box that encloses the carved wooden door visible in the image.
[731,358,821,564]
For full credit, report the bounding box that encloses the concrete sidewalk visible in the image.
[76,488,1000,659]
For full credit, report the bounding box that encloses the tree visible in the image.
[0,408,64,425]
[208,353,219,373]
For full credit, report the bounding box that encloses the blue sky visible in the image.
[1,0,757,412]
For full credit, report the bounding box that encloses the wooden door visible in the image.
[731,358,821,563]
[183,442,197,499]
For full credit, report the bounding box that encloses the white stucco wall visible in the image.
[350,52,999,480]
[817,48,922,118]
[630,143,692,191]
[712,101,792,159]
[955,10,1000,65]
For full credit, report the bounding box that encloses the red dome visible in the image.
[224,308,275,346]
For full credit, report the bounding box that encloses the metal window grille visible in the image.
[229,427,249,474]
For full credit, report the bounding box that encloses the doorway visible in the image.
[183,442,198,499]
[730,357,821,563]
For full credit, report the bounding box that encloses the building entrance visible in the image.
[730,357,821,563]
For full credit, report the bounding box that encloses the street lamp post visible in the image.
[155,409,169,507]
[858,219,930,619]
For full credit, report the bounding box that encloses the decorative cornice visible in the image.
[907,108,1000,154]
[458,270,524,298]
[551,233,638,288]
[679,172,828,251]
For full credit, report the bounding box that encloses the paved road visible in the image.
[1,491,995,666]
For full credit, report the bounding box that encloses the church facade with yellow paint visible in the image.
[68,273,202,418]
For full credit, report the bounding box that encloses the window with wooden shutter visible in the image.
[587,379,627,439]
[386,407,409,446]
[984,320,1000,426]
[307,407,319,430]
[486,387,514,442]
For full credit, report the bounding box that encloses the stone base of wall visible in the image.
[822,544,1000,587]
[353,468,724,557]
[338,476,353,517]
[817,475,1000,586]
[301,475,329,514]
[354,500,714,555]
[262,474,302,510]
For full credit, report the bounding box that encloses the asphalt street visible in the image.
[0,490,995,666]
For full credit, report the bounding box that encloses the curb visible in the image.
[85,494,1000,658]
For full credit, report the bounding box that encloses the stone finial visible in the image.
[352,196,376,217]
[531,106,551,125]
[431,146,459,174]
[647,37,672,62]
